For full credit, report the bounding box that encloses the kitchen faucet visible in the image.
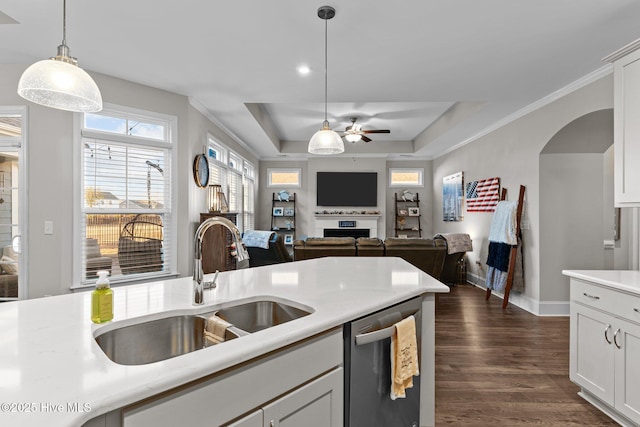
[193,216,250,305]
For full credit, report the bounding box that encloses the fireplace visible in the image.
[323,228,370,238]
[313,213,381,238]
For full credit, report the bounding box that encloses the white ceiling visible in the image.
[1,0,640,160]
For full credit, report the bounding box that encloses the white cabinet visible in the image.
[262,367,342,427]
[607,40,640,206]
[122,330,343,427]
[569,278,640,425]
[225,368,342,427]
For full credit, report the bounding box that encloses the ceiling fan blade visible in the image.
[361,135,372,143]
[361,129,390,134]
[345,125,353,131]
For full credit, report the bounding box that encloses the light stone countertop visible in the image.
[562,269,640,295]
[0,257,449,427]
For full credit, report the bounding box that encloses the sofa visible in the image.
[434,233,473,285]
[293,236,447,279]
[293,237,357,260]
[244,232,293,267]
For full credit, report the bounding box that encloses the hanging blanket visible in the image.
[242,230,274,249]
[434,233,473,254]
[486,236,524,292]
[488,201,518,245]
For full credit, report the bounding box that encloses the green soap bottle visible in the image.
[91,270,113,323]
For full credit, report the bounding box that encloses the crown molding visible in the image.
[188,97,259,159]
[602,38,640,63]
[435,64,613,159]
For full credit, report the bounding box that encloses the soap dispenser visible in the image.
[91,270,113,323]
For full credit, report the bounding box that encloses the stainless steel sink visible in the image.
[214,300,312,333]
[95,314,240,366]
[94,299,312,365]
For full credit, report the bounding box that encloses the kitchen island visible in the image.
[0,257,449,427]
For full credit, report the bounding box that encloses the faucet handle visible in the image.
[203,270,220,290]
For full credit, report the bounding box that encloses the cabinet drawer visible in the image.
[571,279,640,322]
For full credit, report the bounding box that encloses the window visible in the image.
[207,136,255,233]
[389,168,424,187]
[243,162,255,231]
[267,168,301,188]
[77,105,176,286]
[0,108,25,301]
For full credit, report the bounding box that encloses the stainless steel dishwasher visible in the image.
[344,296,422,427]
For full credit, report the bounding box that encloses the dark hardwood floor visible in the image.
[435,284,618,426]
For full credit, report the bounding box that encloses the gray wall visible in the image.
[432,74,615,314]
[259,158,432,239]
[0,64,257,298]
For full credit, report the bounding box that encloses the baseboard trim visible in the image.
[465,273,569,317]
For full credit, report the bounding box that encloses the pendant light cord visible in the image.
[62,0,67,46]
[324,16,328,123]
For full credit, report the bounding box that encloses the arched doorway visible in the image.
[539,109,629,302]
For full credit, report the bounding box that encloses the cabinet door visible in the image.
[614,49,640,206]
[226,409,263,427]
[262,368,343,427]
[570,304,615,405]
[614,319,640,423]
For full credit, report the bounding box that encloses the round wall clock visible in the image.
[193,154,210,188]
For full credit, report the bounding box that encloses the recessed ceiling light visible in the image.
[296,65,311,75]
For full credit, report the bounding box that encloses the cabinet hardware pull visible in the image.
[604,325,612,344]
[634,308,640,313]
[583,292,600,300]
[614,328,622,349]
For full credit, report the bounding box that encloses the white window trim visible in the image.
[389,168,424,188]
[72,103,178,289]
[0,106,28,300]
[267,168,302,188]
[207,135,256,233]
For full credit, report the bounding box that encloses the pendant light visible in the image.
[17,0,102,113]
[308,6,344,155]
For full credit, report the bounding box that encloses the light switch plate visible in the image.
[44,221,53,235]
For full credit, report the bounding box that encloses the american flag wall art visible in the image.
[465,177,500,212]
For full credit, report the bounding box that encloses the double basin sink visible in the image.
[94,299,312,366]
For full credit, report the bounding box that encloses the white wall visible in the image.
[432,74,615,314]
[539,154,606,301]
[259,158,433,239]
[0,64,257,298]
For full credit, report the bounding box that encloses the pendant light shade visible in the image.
[309,120,345,155]
[308,6,344,155]
[17,0,102,113]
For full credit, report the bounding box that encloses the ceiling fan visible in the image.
[341,117,390,143]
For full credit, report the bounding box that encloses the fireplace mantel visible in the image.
[313,213,382,238]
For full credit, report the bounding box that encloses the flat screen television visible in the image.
[316,172,377,207]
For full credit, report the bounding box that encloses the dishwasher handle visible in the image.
[354,312,418,346]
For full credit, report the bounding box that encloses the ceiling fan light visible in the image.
[308,124,344,155]
[345,133,361,143]
[18,58,103,113]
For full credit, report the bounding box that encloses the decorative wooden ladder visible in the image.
[485,185,526,309]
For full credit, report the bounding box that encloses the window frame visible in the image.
[72,103,178,289]
[0,106,27,300]
[267,168,302,188]
[207,135,256,234]
[389,168,424,188]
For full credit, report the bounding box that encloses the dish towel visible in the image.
[204,315,232,345]
[242,230,274,249]
[390,315,420,400]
